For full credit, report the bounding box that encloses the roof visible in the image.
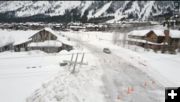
[0,41,14,47]
[128,38,168,45]
[0,36,14,47]
[128,30,150,36]
[153,30,164,36]
[128,29,180,38]
[29,27,59,39]
[27,28,75,46]
[43,27,56,35]
[13,38,32,46]
[27,40,62,47]
[169,30,180,38]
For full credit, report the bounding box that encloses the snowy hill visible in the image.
[0,1,175,22]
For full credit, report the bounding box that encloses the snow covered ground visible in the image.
[133,48,180,86]
[0,50,73,102]
[0,29,180,102]
[141,52,180,86]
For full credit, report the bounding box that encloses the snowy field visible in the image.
[0,29,180,102]
[0,50,73,102]
[140,51,180,86]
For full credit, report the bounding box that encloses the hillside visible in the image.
[0,1,175,23]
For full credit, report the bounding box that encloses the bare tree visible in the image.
[112,31,120,45]
[122,33,127,48]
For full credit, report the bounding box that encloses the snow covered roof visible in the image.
[0,35,14,47]
[128,30,150,36]
[28,40,62,47]
[13,38,32,46]
[169,30,180,38]
[0,29,38,47]
[128,29,180,38]
[43,27,56,35]
[28,28,74,46]
[153,30,164,36]
[30,27,59,38]
[128,38,167,45]
[0,41,14,47]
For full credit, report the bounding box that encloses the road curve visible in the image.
[80,40,165,102]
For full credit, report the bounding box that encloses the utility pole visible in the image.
[69,53,74,66]
[63,53,87,73]
[71,53,79,73]
[80,53,85,67]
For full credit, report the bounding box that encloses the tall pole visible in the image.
[70,53,74,66]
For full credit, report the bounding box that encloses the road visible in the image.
[77,38,165,102]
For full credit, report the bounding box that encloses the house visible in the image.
[0,27,73,53]
[27,27,73,53]
[128,29,180,53]
[12,27,73,53]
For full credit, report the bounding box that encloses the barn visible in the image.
[12,27,73,53]
[0,27,73,53]
[26,27,73,53]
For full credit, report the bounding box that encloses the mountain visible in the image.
[0,1,175,23]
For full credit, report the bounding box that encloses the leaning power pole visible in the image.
[72,53,79,73]
[63,53,87,73]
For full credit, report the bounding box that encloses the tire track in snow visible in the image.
[82,42,165,102]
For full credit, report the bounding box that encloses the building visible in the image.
[13,27,73,53]
[128,29,180,53]
[13,39,32,52]
[0,36,14,52]
[0,43,14,52]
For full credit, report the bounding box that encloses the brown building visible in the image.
[128,29,180,53]
[13,27,73,53]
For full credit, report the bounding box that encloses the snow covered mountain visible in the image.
[0,1,175,22]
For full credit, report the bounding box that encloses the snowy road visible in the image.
[79,40,165,102]
[63,30,166,102]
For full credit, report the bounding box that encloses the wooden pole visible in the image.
[80,53,85,66]
[70,53,74,66]
[72,53,78,73]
